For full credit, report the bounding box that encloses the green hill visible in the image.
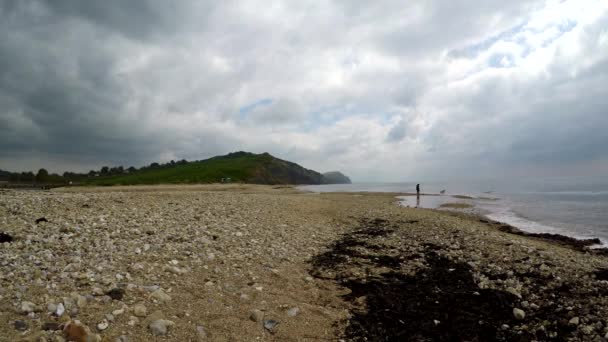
[85,152,343,186]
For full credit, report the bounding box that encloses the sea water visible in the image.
[299,176,608,245]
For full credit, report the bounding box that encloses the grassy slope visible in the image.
[85,152,323,186]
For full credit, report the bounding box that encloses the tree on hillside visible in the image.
[127,166,137,173]
[100,166,109,175]
[35,168,49,183]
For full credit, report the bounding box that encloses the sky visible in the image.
[0,0,607,182]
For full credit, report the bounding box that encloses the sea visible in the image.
[299,176,608,246]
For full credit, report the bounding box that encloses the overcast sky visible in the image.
[1,0,607,181]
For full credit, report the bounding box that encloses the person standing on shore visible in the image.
[416,184,420,196]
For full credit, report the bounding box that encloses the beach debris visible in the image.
[149,319,174,336]
[263,319,279,333]
[249,309,264,322]
[14,319,28,331]
[0,231,14,243]
[513,308,525,320]
[106,288,125,301]
[35,217,48,224]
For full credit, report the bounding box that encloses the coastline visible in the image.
[1,185,608,340]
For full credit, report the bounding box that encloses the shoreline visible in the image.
[1,185,608,340]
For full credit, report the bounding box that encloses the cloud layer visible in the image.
[1,0,607,181]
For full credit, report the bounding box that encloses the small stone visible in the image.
[263,319,279,333]
[149,319,175,336]
[14,320,28,331]
[76,295,87,308]
[56,303,65,317]
[97,319,109,331]
[513,308,525,320]
[286,307,300,317]
[579,325,593,335]
[501,324,510,330]
[196,325,207,340]
[133,304,147,317]
[92,288,104,296]
[105,314,114,321]
[127,316,139,326]
[569,317,580,325]
[506,287,521,298]
[47,303,57,313]
[150,289,171,303]
[107,288,125,301]
[165,265,186,274]
[112,308,125,316]
[21,301,36,314]
[115,336,130,342]
[250,309,264,322]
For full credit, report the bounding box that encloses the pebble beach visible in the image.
[2,185,608,341]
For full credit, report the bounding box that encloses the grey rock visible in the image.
[263,319,279,333]
[149,319,174,336]
[20,301,36,314]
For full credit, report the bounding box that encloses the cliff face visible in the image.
[322,171,352,184]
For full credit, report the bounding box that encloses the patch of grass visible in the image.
[439,202,473,209]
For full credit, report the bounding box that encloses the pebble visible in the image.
[286,307,300,317]
[569,317,580,325]
[196,325,208,340]
[133,304,148,317]
[21,301,36,314]
[112,308,125,316]
[97,319,109,331]
[150,289,171,303]
[149,319,175,336]
[513,308,525,320]
[47,303,57,313]
[250,309,264,322]
[115,336,130,342]
[263,319,279,333]
[14,319,28,331]
[56,303,65,317]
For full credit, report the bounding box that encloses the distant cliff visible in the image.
[322,171,352,184]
